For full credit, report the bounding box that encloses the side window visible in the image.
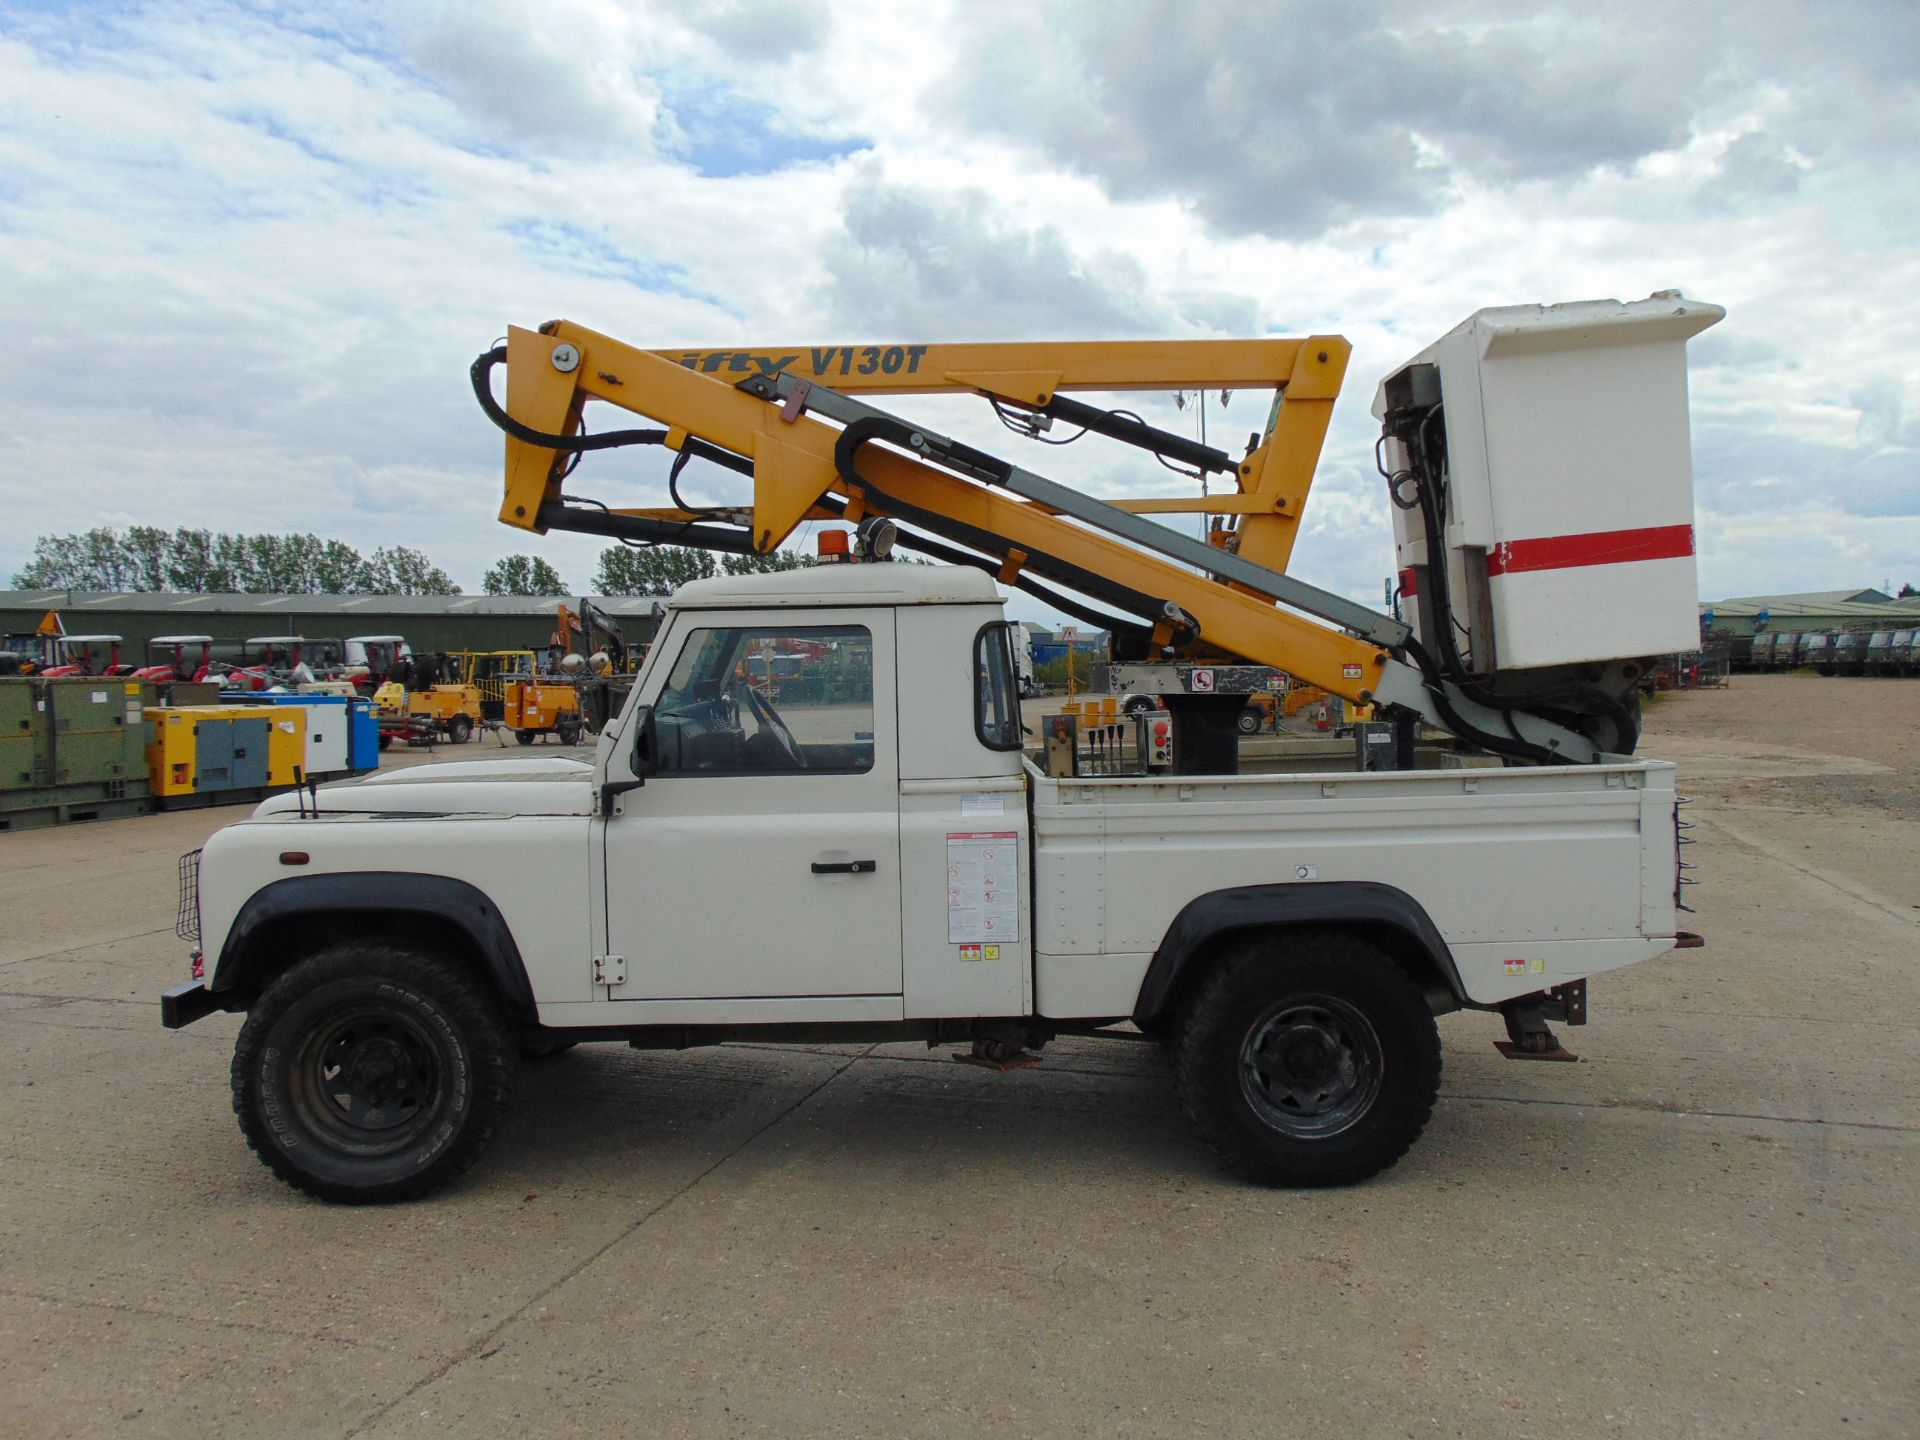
[974,622,1022,751]
[653,624,874,775]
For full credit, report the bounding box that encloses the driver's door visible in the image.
[600,608,903,1007]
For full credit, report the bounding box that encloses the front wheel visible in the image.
[446,715,473,744]
[1236,707,1262,735]
[230,944,517,1203]
[514,729,537,746]
[1172,931,1440,1187]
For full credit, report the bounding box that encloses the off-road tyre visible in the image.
[447,715,473,744]
[230,944,517,1204]
[1172,930,1440,1187]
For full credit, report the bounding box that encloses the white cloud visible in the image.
[0,0,1915,622]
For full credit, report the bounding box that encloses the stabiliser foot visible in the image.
[1495,989,1582,1062]
[1493,1039,1579,1063]
[951,1037,1044,1072]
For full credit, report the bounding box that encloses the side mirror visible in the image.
[601,705,654,812]
[631,705,658,777]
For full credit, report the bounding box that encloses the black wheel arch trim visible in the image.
[1132,881,1466,1029]
[210,872,538,1024]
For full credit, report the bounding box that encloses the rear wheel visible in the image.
[514,730,537,746]
[230,944,517,1204]
[447,715,473,744]
[376,734,391,752]
[1236,707,1262,735]
[1172,930,1440,1186]
[557,716,584,746]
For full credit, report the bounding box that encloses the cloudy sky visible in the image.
[2,0,1916,620]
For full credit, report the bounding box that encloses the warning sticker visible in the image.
[1190,668,1215,693]
[947,831,1019,945]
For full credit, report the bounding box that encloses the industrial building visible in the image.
[0,589,667,659]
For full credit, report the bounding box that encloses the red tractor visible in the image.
[40,634,137,677]
[131,635,216,684]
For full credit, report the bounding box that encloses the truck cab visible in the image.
[591,564,1024,1019]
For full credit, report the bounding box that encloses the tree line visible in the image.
[12,527,464,596]
[11,527,836,598]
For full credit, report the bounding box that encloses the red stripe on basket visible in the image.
[1486,524,1694,577]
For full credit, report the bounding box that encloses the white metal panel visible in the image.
[1030,762,1677,1016]
[600,606,903,1001]
[894,601,1017,781]
[301,706,350,777]
[197,812,596,1004]
[899,776,1030,1019]
[535,995,905,1027]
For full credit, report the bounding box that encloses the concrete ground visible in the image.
[0,676,1913,1437]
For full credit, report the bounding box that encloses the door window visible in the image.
[654,624,874,774]
[974,622,1023,751]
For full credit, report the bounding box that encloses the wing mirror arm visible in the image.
[600,705,656,813]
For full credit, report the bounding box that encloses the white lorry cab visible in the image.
[165,561,1696,1204]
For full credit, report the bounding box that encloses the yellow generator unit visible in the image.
[505,679,583,745]
[146,705,306,800]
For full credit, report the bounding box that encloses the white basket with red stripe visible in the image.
[1377,294,1723,673]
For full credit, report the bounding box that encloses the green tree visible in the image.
[720,549,812,575]
[593,545,719,595]
[1034,652,1098,689]
[10,527,462,595]
[483,554,568,595]
[365,545,461,596]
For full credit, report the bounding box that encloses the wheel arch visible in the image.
[209,873,538,1025]
[1132,882,1466,1033]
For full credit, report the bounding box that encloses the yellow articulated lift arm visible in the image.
[472,319,1657,765]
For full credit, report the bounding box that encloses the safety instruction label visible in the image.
[947,831,1018,944]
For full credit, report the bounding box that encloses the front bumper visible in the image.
[161,980,222,1029]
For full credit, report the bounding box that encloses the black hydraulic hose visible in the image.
[1035,393,1235,475]
[831,415,1168,635]
[537,503,763,554]
[471,346,670,453]
[1393,408,1569,764]
[1400,635,1570,765]
[477,343,1162,650]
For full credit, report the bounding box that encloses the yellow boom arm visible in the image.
[489,321,1390,702]
[474,319,1609,762]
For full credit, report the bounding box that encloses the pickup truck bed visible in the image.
[1031,758,1681,1019]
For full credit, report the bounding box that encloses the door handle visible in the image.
[811,859,877,874]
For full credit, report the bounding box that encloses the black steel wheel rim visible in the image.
[1238,995,1384,1139]
[289,1003,447,1153]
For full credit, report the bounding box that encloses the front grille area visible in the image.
[176,849,203,943]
